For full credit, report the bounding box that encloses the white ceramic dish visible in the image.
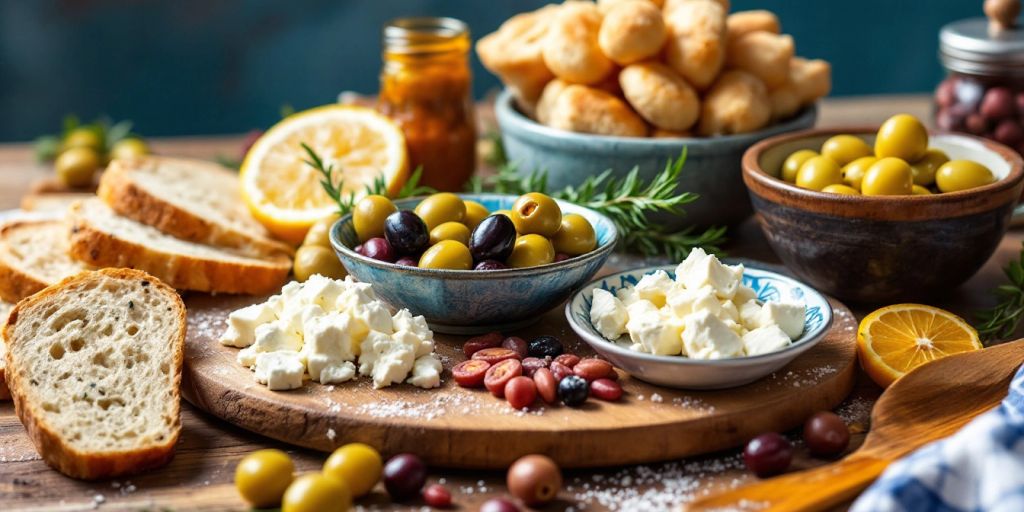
[565,264,833,390]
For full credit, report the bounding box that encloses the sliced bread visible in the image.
[2,269,185,479]
[98,156,292,257]
[69,199,291,295]
[20,192,95,213]
[0,219,90,302]
[0,300,10,399]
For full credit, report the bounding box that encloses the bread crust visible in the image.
[99,158,293,258]
[3,268,185,479]
[68,203,290,295]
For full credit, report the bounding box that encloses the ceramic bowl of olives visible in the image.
[329,193,618,334]
[743,123,1024,303]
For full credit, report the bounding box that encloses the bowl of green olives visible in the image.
[742,118,1024,303]
[329,192,618,334]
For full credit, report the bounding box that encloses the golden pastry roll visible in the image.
[698,70,772,136]
[726,31,794,88]
[536,79,570,125]
[726,10,781,44]
[598,0,668,65]
[547,84,648,137]
[476,4,560,102]
[619,62,700,132]
[663,0,727,91]
[542,2,614,85]
[790,57,832,103]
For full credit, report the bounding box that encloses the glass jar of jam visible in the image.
[379,17,477,192]
[934,17,1024,153]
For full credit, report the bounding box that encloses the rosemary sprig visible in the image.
[301,143,436,216]
[976,244,1024,342]
[468,149,727,258]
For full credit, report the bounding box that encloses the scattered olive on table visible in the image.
[62,127,104,152]
[55,146,103,188]
[234,448,295,508]
[109,137,150,160]
[480,497,522,512]
[322,443,383,497]
[528,335,564,358]
[382,453,428,501]
[507,454,563,506]
[422,483,453,508]
[779,114,996,196]
[743,432,794,478]
[803,411,851,457]
[50,125,151,187]
[557,375,590,407]
[281,473,352,512]
[293,245,348,282]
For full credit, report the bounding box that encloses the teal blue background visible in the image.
[0,1,983,141]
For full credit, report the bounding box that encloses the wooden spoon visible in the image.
[685,339,1024,512]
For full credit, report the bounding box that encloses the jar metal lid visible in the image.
[940,17,1024,76]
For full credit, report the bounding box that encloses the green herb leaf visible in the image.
[33,135,61,162]
[976,245,1024,342]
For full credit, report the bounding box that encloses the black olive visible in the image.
[469,214,516,262]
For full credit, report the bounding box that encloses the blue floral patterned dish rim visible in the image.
[330,193,619,279]
[567,264,833,364]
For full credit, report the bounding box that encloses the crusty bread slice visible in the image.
[20,192,95,213]
[0,300,10,399]
[98,156,292,257]
[0,219,90,302]
[69,199,291,295]
[2,269,185,479]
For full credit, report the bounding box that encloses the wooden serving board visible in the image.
[181,294,858,469]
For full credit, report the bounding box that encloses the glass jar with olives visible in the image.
[934,15,1024,154]
[777,114,997,196]
[347,192,599,271]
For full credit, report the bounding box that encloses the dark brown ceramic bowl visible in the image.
[743,128,1024,303]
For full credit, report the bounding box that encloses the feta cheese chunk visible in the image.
[635,270,674,307]
[302,313,357,382]
[757,302,806,339]
[220,302,276,347]
[407,354,443,388]
[359,330,416,389]
[616,286,641,306]
[319,361,356,384]
[743,325,792,356]
[298,274,347,308]
[734,284,757,305]
[590,289,628,340]
[392,310,433,342]
[678,252,741,300]
[626,300,683,355]
[237,320,303,367]
[719,299,740,323]
[254,351,305,390]
[666,285,720,318]
[682,311,744,359]
[738,300,762,330]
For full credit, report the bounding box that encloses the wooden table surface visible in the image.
[0,94,1018,511]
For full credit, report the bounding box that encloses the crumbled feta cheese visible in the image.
[220,302,276,347]
[359,330,416,389]
[757,302,805,339]
[254,351,305,390]
[738,300,762,330]
[238,320,303,367]
[616,286,641,306]
[590,289,627,340]
[682,311,744,359]
[626,301,683,355]
[635,270,674,308]
[302,313,357,382]
[743,325,792,356]
[718,300,739,323]
[734,284,757,304]
[407,354,443,388]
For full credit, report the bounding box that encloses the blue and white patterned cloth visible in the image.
[851,363,1024,512]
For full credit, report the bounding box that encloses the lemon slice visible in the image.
[857,304,981,388]
[241,105,408,244]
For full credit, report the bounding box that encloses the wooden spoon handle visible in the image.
[685,456,890,512]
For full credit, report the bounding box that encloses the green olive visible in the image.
[874,114,928,161]
[109,138,151,160]
[353,195,397,243]
[415,193,466,231]
[418,240,472,270]
[507,234,555,268]
[841,156,878,191]
[935,160,995,193]
[909,148,950,187]
[861,157,913,196]
[463,200,490,230]
[303,215,340,248]
[795,156,843,191]
[511,193,562,237]
[429,221,471,246]
[551,214,596,256]
[821,184,860,195]
[781,149,817,182]
[821,135,872,166]
[55,146,102,187]
[62,128,104,152]
[912,185,933,195]
[293,245,347,282]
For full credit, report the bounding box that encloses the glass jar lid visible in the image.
[940,17,1024,76]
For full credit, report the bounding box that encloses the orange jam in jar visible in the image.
[379,17,477,192]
